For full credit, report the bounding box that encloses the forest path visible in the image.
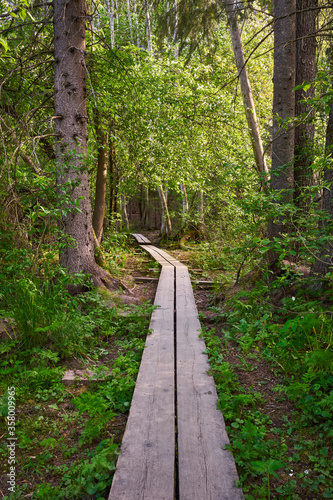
[108,235,244,500]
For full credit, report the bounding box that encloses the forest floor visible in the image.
[0,233,332,499]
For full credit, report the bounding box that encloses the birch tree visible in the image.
[126,0,134,44]
[105,0,115,48]
[144,0,152,51]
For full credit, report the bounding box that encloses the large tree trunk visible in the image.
[223,0,268,181]
[54,0,118,290]
[294,0,317,208]
[92,109,107,244]
[267,0,296,262]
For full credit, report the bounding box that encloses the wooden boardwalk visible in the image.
[108,235,243,500]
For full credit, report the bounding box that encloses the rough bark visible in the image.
[223,0,268,181]
[54,0,119,291]
[267,0,296,259]
[294,0,317,208]
[92,109,107,244]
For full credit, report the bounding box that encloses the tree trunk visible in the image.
[180,183,188,229]
[140,185,151,228]
[144,0,152,52]
[173,0,179,58]
[54,0,118,290]
[294,0,318,208]
[311,46,333,277]
[92,109,107,244]
[105,0,115,48]
[167,0,171,42]
[158,185,172,236]
[126,0,134,44]
[198,189,205,233]
[223,0,268,181]
[133,0,140,47]
[267,0,296,261]
[121,194,130,230]
[109,131,118,226]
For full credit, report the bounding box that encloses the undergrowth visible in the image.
[0,234,155,499]
[200,273,333,499]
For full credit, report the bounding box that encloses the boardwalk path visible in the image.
[109,235,244,500]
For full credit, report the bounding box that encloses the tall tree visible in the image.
[294,0,318,207]
[54,0,116,289]
[311,44,333,277]
[222,0,268,181]
[267,0,296,258]
[105,0,115,48]
[144,0,152,51]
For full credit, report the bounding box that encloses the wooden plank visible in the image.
[109,265,175,500]
[176,266,244,500]
[141,245,182,268]
[131,233,151,244]
[140,245,175,267]
[134,277,159,283]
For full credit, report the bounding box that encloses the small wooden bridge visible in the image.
[109,235,244,500]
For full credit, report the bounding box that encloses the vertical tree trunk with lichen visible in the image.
[294,0,318,208]
[54,0,115,289]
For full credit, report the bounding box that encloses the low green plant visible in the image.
[32,439,119,499]
[250,459,286,500]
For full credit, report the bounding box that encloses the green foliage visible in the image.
[72,335,145,446]
[0,277,153,496]
[32,439,119,499]
[200,274,333,498]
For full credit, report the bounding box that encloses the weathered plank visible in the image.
[111,237,243,500]
[176,265,244,500]
[134,276,159,283]
[109,264,175,500]
[131,233,152,244]
[140,244,177,267]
